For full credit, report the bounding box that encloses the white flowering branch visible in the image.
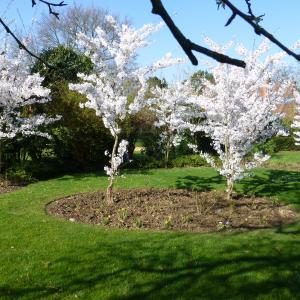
[190,38,295,200]
[292,91,300,146]
[0,49,59,172]
[147,80,201,167]
[104,139,128,200]
[69,15,182,203]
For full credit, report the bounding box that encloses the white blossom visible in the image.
[191,39,294,197]
[0,50,57,140]
[104,140,128,179]
[147,80,201,164]
[292,90,300,146]
[69,15,182,200]
[69,16,182,136]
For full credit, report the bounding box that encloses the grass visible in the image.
[0,152,300,299]
[265,150,300,170]
[269,151,300,164]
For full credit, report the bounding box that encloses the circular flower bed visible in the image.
[47,189,298,233]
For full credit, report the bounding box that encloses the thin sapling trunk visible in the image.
[106,134,119,204]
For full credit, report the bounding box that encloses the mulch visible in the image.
[46,188,298,233]
[0,180,23,195]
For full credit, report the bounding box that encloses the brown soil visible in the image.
[46,189,298,233]
[0,180,23,194]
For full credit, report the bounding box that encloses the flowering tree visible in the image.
[69,15,182,204]
[147,80,200,167]
[191,39,294,200]
[292,91,300,146]
[0,50,56,140]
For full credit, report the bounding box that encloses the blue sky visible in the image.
[2,0,300,81]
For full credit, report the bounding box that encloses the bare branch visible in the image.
[244,0,255,18]
[243,0,264,23]
[225,13,236,26]
[32,0,67,19]
[0,1,67,67]
[0,17,52,68]
[150,0,246,68]
[221,0,300,62]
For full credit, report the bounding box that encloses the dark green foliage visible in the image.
[255,135,298,154]
[124,76,167,159]
[190,70,214,94]
[170,155,209,167]
[31,45,93,85]
[3,46,113,179]
[254,120,298,154]
[32,46,114,172]
[126,154,164,169]
[194,131,215,153]
[175,130,215,156]
[47,83,113,171]
[137,130,215,165]
[5,167,36,184]
[127,154,209,169]
[140,130,162,157]
[146,76,167,91]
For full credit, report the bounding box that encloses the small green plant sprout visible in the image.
[272,197,280,207]
[217,220,231,231]
[102,216,111,226]
[133,218,143,228]
[117,208,129,223]
[260,215,268,225]
[182,214,193,224]
[163,216,173,229]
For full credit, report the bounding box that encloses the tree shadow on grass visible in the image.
[175,175,225,191]
[1,233,300,299]
[175,169,300,205]
[55,169,154,182]
[239,169,300,206]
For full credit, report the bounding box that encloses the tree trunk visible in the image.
[0,141,2,175]
[224,134,234,201]
[226,176,234,201]
[106,134,119,205]
[164,138,171,168]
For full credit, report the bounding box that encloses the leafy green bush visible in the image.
[6,168,36,184]
[170,155,209,167]
[126,154,164,169]
[31,45,93,85]
[254,135,298,154]
[127,154,210,169]
[30,46,113,172]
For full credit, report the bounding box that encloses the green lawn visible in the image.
[269,151,300,163]
[0,152,300,299]
[266,150,300,170]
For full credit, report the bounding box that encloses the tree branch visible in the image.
[32,0,67,19]
[0,18,52,68]
[0,1,67,67]
[244,0,255,18]
[221,0,300,62]
[150,0,246,68]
